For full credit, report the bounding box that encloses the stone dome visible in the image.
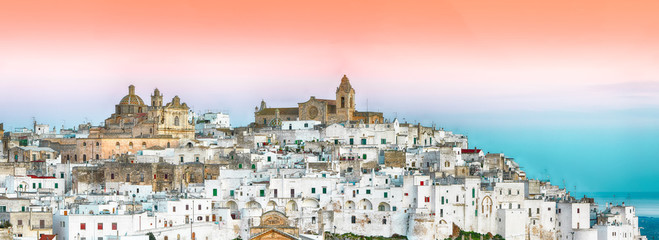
[119,85,145,106]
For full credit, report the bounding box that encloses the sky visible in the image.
[1,0,658,193]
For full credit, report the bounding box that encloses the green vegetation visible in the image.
[147,232,156,240]
[325,232,407,240]
[0,221,11,228]
[445,231,504,240]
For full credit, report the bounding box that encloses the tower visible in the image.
[336,74,356,121]
[151,88,163,107]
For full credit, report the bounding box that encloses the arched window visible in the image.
[96,154,99,160]
[167,142,171,148]
[174,116,180,126]
[251,164,256,169]
[82,155,87,162]
[341,97,345,108]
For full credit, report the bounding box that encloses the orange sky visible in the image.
[1,0,659,125]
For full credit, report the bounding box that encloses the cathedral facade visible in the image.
[254,75,384,127]
[97,85,194,139]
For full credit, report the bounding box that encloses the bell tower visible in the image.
[151,88,163,107]
[336,74,356,122]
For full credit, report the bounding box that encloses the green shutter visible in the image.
[334,139,338,144]
[230,190,234,196]
[363,154,367,159]
[213,189,217,196]
[361,139,366,145]
[381,139,386,144]
[267,156,271,162]
[32,183,36,189]
[472,188,475,198]
[60,173,64,178]
[311,188,316,193]
[38,183,41,188]
[22,206,25,212]
[349,138,354,145]
[238,164,242,169]
[414,138,417,144]
[384,192,388,198]
[260,190,265,197]
[323,187,327,194]
[366,189,371,194]
[251,164,256,169]
[441,196,444,204]
[55,183,58,189]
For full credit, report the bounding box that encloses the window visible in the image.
[381,139,386,144]
[349,138,354,145]
[351,216,356,224]
[260,190,265,197]
[174,116,180,126]
[55,183,58,189]
[311,188,316,193]
[251,164,256,169]
[213,189,217,196]
[425,197,430,202]
[323,187,327,194]
[363,154,367,159]
[98,223,103,230]
[173,206,176,212]
[267,156,271,162]
[361,139,367,145]
[230,190,234,196]
[17,220,22,226]
[186,205,189,210]
[472,188,475,198]
[198,205,202,210]
[384,192,388,198]
[382,218,387,224]
[366,189,371,194]
[129,142,133,149]
[80,223,86,230]
[238,164,242,169]
[111,173,114,179]
[22,206,25,212]
[577,208,580,213]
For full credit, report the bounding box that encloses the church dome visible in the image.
[119,85,145,105]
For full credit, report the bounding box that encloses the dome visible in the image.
[119,85,146,106]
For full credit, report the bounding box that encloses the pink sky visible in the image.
[1,0,659,126]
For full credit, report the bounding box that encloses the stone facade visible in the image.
[100,85,195,139]
[254,75,384,127]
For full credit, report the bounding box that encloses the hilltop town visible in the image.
[0,76,646,240]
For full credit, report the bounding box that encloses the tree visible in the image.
[147,232,156,240]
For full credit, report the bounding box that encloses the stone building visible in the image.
[99,85,195,139]
[249,210,300,240]
[254,75,384,127]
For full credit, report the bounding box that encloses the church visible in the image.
[94,85,195,139]
[254,75,384,127]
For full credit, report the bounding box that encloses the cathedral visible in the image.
[254,75,383,127]
[95,85,195,139]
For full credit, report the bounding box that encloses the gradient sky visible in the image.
[1,0,658,192]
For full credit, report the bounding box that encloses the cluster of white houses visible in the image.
[0,80,647,240]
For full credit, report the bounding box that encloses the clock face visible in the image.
[308,106,319,119]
